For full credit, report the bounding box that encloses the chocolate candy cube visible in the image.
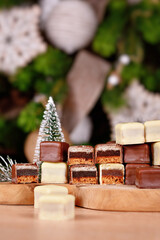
[152,142,160,165]
[40,141,69,163]
[135,166,160,188]
[115,122,144,145]
[34,185,68,208]
[144,120,160,143]
[123,144,150,164]
[99,163,124,185]
[125,164,150,185]
[12,163,38,184]
[68,145,94,165]
[41,162,68,184]
[38,194,75,221]
[95,143,122,164]
[69,165,98,184]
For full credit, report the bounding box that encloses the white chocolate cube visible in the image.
[115,122,144,145]
[144,120,160,142]
[41,162,67,184]
[34,185,68,208]
[152,142,160,165]
[38,194,75,221]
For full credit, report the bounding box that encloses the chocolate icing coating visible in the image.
[69,152,93,159]
[123,144,150,164]
[125,163,149,185]
[102,169,123,177]
[136,166,160,188]
[97,150,120,157]
[72,171,96,178]
[40,141,69,162]
[17,169,38,177]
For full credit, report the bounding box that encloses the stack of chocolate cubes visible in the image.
[68,145,98,184]
[95,142,124,185]
[40,141,69,184]
[115,120,160,188]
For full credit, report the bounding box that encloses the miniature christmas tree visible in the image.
[33,96,65,164]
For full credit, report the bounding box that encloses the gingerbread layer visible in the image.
[101,176,123,185]
[70,177,97,184]
[96,156,121,164]
[16,176,38,184]
[68,158,94,165]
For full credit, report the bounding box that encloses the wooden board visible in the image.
[1,183,160,211]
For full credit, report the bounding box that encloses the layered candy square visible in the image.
[12,163,38,184]
[95,143,122,164]
[99,164,124,185]
[144,120,160,143]
[38,194,75,221]
[41,162,67,184]
[40,141,69,163]
[115,122,145,145]
[68,145,94,165]
[123,144,150,164]
[69,165,98,184]
[125,163,150,185]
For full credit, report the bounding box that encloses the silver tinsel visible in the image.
[0,156,16,182]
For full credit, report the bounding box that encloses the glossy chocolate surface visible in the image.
[40,141,69,162]
[125,164,149,185]
[136,166,160,188]
[123,144,150,164]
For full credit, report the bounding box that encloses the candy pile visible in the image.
[116,120,160,188]
[11,120,160,189]
[40,141,69,184]
[68,145,98,184]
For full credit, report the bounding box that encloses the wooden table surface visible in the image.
[0,205,159,240]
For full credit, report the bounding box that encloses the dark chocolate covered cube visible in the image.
[136,166,160,188]
[40,141,69,163]
[123,144,150,164]
[125,163,150,185]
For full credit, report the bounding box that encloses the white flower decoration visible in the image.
[0,5,47,74]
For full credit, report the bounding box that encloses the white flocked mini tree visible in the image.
[33,96,65,165]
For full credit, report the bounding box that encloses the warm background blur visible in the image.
[0,0,160,163]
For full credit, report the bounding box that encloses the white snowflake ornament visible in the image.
[108,81,160,140]
[0,5,47,74]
